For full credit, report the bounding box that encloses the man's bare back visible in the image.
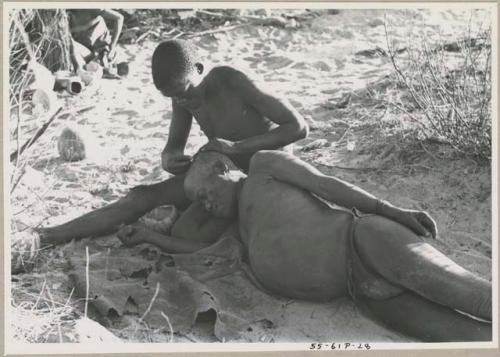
[239,172,353,300]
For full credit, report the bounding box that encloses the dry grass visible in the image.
[9,9,72,194]
[383,16,491,160]
[10,281,78,343]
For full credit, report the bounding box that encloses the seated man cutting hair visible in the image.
[37,39,307,248]
[117,150,492,343]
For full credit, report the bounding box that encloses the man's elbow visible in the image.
[116,15,124,30]
[250,150,278,173]
[292,118,309,141]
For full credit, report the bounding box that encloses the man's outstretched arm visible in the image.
[118,225,210,254]
[249,150,437,238]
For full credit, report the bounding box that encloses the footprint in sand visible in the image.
[264,56,294,70]
[53,196,69,204]
[298,73,316,80]
[291,62,309,70]
[152,132,167,139]
[312,61,331,72]
[321,88,341,95]
[118,132,136,139]
[361,68,385,78]
[141,120,163,129]
[334,58,346,70]
[112,109,139,121]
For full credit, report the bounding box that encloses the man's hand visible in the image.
[376,200,438,239]
[200,138,238,155]
[117,225,147,247]
[162,151,192,175]
[107,47,117,63]
[394,209,439,239]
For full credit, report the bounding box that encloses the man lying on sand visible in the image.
[38,39,308,246]
[116,150,492,342]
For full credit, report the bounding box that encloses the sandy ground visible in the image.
[9,9,492,343]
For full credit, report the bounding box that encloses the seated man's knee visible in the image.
[126,185,149,199]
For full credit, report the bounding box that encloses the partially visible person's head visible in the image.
[152,40,204,100]
[184,151,244,218]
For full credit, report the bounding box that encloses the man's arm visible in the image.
[100,9,124,57]
[144,233,210,254]
[162,100,194,174]
[249,150,437,238]
[118,225,210,254]
[203,67,308,153]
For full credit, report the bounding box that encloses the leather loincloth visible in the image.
[347,209,404,301]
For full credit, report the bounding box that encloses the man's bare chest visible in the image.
[186,91,271,140]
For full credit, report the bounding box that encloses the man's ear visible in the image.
[213,159,229,174]
[195,62,204,74]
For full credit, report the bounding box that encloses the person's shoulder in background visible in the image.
[67,9,104,29]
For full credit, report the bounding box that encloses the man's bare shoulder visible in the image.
[205,66,254,90]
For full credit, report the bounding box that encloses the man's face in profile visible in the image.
[161,74,200,108]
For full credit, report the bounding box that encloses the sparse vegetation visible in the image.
[383,18,491,160]
[7,8,493,344]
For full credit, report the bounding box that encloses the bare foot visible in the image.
[11,229,44,274]
[33,227,54,248]
[117,224,149,247]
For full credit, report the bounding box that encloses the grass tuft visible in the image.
[383,16,491,160]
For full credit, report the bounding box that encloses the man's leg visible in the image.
[71,39,93,69]
[353,215,492,321]
[39,175,190,245]
[359,291,491,342]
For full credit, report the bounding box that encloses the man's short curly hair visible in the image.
[151,40,200,90]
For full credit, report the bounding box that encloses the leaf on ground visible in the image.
[63,228,285,341]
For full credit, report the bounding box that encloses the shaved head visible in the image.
[184,151,243,217]
[184,151,238,194]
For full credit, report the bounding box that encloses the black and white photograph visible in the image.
[3,1,497,353]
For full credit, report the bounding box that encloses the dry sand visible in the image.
[9,9,492,343]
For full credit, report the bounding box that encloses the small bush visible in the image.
[384,19,491,159]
